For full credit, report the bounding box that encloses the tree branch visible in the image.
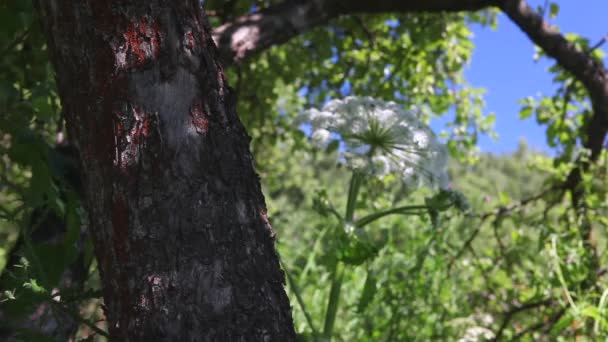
[493,298,555,340]
[496,2,607,296]
[499,0,608,164]
[211,0,496,66]
[212,1,335,66]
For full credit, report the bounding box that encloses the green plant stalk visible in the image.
[321,172,363,340]
[325,203,344,223]
[323,261,345,340]
[281,260,319,337]
[345,171,363,222]
[355,204,429,228]
[594,288,608,334]
[299,226,330,284]
[550,235,578,313]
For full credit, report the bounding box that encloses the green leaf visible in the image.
[32,96,54,120]
[425,189,470,213]
[581,305,608,330]
[25,242,78,288]
[23,279,46,294]
[337,224,379,265]
[549,3,560,18]
[550,311,574,336]
[519,105,534,119]
[3,289,16,300]
[356,269,377,313]
[498,191,510,205]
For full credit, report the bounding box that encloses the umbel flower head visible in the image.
[299,96,449,189]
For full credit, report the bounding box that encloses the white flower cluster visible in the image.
[457,327,495,342]
[299,96,449,189]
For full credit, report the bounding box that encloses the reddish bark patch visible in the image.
[259,208,276,239]
[189,100,209,134]
[113,105,153,177]
[184,31,196,51]
[141,114,152,137]
[130,105,151,144]
[123,18,163,68]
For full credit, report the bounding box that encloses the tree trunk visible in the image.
[34,1,296,340]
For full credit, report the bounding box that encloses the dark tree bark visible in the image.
[34,1,296,340]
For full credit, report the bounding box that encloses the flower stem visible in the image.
[345,171,363,222]
[355,204,429,228]
[323,261,345,340]
[321,171,363,341]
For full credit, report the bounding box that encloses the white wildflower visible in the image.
[457,326,495,342]
[299,96,449,189]
[371,155,391,177]
[477,313,494,326]
[310,128,332,149]
[413,130,429,148]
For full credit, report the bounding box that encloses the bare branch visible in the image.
[0,26,32,61]
[212,1,336,66]
[510,307,567,340]
[446,187,557,273]
[587,34,608,55]
[493,298,555,341]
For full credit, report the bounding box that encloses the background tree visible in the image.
[1,0,607,340]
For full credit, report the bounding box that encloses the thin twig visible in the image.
[540,0,550,18]
[448,187,558,273]
[0,26,31,60]
[493,298,555,341]
[280,260,319,337]
[351,15,375,46]
[446,217,486,273]
[512,307,567,339]
[49,299,109,338]
[586,34,608,55]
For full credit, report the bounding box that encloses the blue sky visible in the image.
[450,0,607,154]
